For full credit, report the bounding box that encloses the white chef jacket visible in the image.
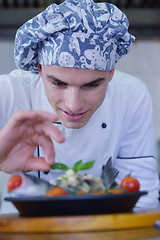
[0,69,159,213]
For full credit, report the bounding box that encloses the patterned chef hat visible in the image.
[14,0,135,74]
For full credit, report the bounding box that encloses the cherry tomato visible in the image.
[46,187,67,197]
[7,175,22,191]
[120,176,140,192]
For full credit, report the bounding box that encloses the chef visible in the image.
[0,0,159,213]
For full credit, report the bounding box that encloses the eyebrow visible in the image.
[47,74,106,86]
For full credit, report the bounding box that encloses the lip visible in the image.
[61,109,88,121]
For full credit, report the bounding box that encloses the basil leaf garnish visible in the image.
[51,160,95,172]
[73,160,95,172]
[51,163,69,171]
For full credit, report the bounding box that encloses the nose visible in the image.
[65,87,84,113]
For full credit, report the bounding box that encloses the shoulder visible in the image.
[110,70,150,101]
[0,69,40,85]
[111,70,146,90]
[0,69,42,97]
[106,70,152,117]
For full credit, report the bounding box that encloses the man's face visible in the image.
[39,65,114,129]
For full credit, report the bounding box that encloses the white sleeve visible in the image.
[115,81,159,208]
[0,70,39,214]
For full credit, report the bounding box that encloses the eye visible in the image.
[83,82,100,88]
[51,80,67,88]
[82,78,105,89]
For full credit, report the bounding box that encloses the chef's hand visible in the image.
[0,110,64,173]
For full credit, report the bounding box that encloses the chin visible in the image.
[61,120,87,129]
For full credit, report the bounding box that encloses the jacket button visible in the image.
[102,123,107,128]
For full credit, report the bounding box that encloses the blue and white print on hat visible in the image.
[14,0,135,74]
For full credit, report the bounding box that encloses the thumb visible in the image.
[24,156,52,172]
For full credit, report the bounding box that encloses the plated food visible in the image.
[5,160,146,216]
[6,159,140,198]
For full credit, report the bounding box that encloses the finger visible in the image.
[9,110,59,128]
[37,135,55,165]
[25,156,52,172]
[28,111,59,123]
[34,122,65,143]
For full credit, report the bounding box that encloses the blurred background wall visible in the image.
[0,1,160,191]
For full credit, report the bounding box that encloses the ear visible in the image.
[109,68,115,81]
[38,64,42,76]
